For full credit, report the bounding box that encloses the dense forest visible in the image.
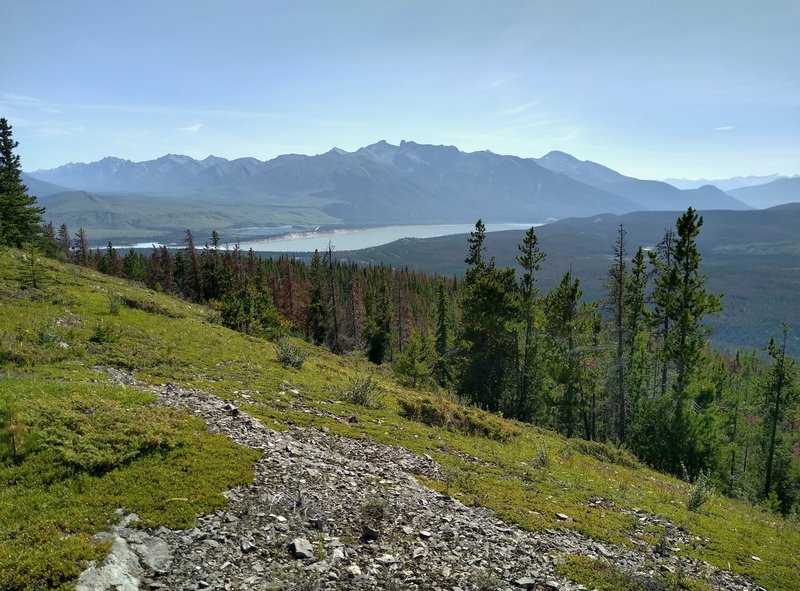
[2,117,798,519]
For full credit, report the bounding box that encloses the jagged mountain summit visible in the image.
[27,141,757,242]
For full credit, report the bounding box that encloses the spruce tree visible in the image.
[433,280,453,387]
[308,250,328,345]
[459,220,520,413]
[0,118,44,247]
[762,324,798,500]
[649,208,722,475]
[605,225,628,441]
[545,271,584,437]
[516,227,546,421]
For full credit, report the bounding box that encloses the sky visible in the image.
[2,0,798,179]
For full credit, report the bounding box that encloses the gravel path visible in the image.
[77,378,763,590]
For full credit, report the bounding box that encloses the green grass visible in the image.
[0,248,798,590]
[556,555,712,591]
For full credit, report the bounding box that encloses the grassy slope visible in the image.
[0,250,798,590]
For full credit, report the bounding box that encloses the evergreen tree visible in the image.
[605,225,628,441]
[325,242,341,352]
[364,273,393,364]
[73,228,90,266]
[122,249,146,282]
[624,247,651,448]
[394,330,434,387]
[183,229,202,301]
[762,324,798,500]
[465,218,486,267]
[201,231,225,301]
[0,118,44,247]
[21,241,45,289]
[57,223,71,261]
[459,221,520,413]
[308,250,328,345]
[433,280,453,387]
[649,229,677,397]
[516,227,546,421]
[648,208,722,476]
[40,221,59,259]
[545,271,584,437]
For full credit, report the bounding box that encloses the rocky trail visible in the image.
[77,376,763,590]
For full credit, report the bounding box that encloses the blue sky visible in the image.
[2,0,798,179]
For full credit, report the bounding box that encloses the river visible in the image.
[122,222,546,253]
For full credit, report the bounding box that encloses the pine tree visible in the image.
[364,273,393,364]
[648,208,722,476]
[57,223,72,261]
[40,221,59,258]
[624,247,651,447]
[325,242,341,353]
[762,324,798,500]
[73,228,90,266]
[605,225,628,441]
[0,118,44,247]
[459,220,520,413]
[122,249,146,282]
[516,227,546,422]
[183,229,202,301]
[649,229,677,397]
[545,271,584,437]
[394,330,433,387]
[465,218,486,267]
[433,280,453,387]
[308,250,328,345]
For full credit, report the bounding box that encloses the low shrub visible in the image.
[122,295,181,318]
[275,337,309,368]
[108,290,122,315]
[89,321,121,344]
[687,470,714,512]
[360,494,387,524]
[398,396,519,442]
[339,375,383,409]
[562,438,640,468]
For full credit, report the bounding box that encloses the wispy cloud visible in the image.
[496,100,541,118]
[0,91,41,104]
[179,122,203,133]
[713,125,734,131]
[36,123,86,137]
[485,74,519,89]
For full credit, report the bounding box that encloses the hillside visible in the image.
[328,205,800,356]
[26,142,752,243]
[0,249,798,590]
[728,177,800,209]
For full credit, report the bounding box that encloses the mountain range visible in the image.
[24,140,794,244]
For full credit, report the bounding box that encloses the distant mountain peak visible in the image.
[26,141,757,218]
[540,150,579,161]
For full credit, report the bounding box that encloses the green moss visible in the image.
[556,555,713,591]
[0,377,259,590]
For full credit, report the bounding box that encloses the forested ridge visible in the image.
[40,211,797,517]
